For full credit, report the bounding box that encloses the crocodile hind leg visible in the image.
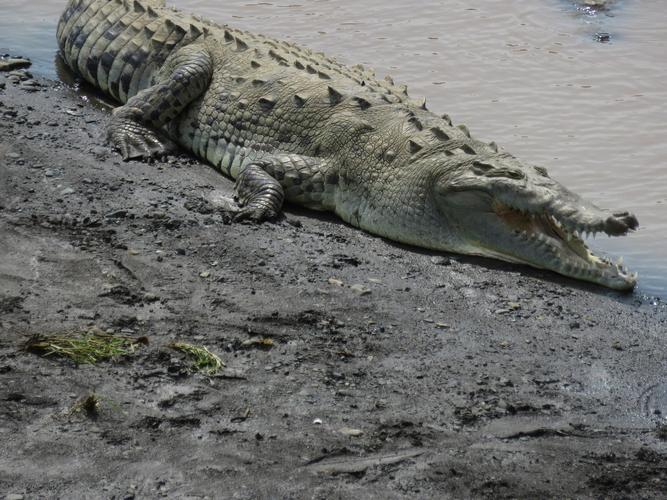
[108,44,213,160]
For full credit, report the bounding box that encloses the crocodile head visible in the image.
[431,154,638,290]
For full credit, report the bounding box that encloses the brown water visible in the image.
[1,0,665,297]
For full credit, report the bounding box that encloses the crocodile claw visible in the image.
[108,118,176,161]
[232,205,279,224]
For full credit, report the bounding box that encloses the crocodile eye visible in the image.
[497,169,525,180]
[472,161,525,180]
[472,161,494,174]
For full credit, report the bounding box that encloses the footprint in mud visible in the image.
[639,382,667,421]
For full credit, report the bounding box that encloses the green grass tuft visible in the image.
[25,328,148,364]
[168,342,224,375]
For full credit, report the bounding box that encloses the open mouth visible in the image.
[492,200,638,289]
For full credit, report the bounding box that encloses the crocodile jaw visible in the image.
[437,191,638,291]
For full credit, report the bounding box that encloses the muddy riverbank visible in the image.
[1,71,666,498]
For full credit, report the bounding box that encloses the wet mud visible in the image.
[1,71,666,498]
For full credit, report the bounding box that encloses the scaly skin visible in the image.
[57,0,640,290]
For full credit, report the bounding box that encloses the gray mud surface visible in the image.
[1,70,667,499]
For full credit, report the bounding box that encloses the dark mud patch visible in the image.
[1,74,666,498]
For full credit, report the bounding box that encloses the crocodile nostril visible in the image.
[534,166,550,178]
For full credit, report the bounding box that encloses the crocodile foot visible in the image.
[232,205,280,224]
[108,118,176,161]
[232,164,285,224]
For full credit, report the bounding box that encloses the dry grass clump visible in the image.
[168,342,224,375]
[25,328,148,364]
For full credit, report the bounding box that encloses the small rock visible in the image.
[0,57,31,72]
[350,284,371,296]
[498,377,513,387]
[339,427,364,437]
[199,271,210,278]
[327,278,344,287]
[594,32,611,43]
[60,187,75,196]
[313,418,323,425]
[20,80,40,92]
[435,322,450,329]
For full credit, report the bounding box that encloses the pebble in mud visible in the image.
[594,32,611,43]
[0,56,31,72]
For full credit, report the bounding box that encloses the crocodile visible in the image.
[57,0,639,290]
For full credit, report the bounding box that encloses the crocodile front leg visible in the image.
[233,164,285,223]
[228,153,335,223]
[108,44,213,160]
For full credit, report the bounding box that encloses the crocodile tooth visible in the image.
[488,141,498,152]
[327,86,344,106]
[384,75,394,85]
[398,84,408,95]
[224,30,234,42]
[418,97,427,110]
[441,113,452,125]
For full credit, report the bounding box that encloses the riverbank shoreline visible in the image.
[1,72,666,498]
